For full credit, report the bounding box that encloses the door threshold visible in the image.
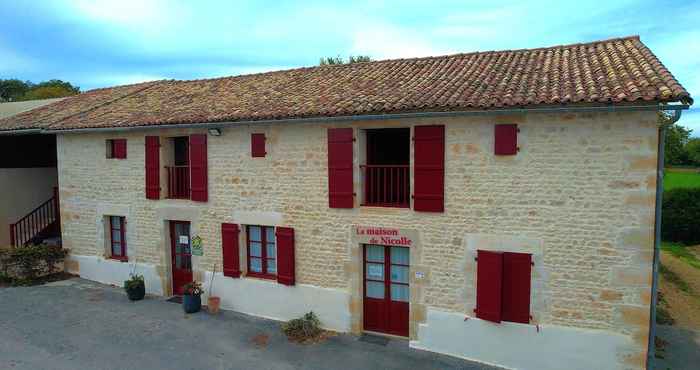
[362,330,408,341]
[166,296,183,304]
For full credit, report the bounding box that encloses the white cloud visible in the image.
[89,73,167,88]
[350,23,449,59]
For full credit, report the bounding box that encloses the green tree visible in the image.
[663,120,692,166]
[319,55,373,66]
[686,138,700,166]
[22,79,79,100]
[0,79,31,102]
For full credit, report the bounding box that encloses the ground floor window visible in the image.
[247,225,276,278]
[109,216,127,260]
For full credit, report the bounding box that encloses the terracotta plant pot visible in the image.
[208,296,221,314]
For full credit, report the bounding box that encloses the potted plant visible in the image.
[207,263,221,314]
[124,274,145,301]
[183,281,203,313]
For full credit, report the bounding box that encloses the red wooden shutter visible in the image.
[221,223,241,278]
[251,133,266,157]
[327,128,354,208]
[189,134,208,202]
[275,227,295,285]
[475,250,504,323]
[502,252,532,324]
[495,124,518,155]
[413,125,444,212]
[145,136,160,199]
[114,139,127,159]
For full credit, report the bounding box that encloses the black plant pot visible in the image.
[183,294,201,313]
[125,282,145,301]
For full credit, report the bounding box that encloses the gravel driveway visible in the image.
[0,278,498,370]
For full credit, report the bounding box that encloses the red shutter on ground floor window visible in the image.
[145,136,160,199]
[189,134,208,202]
[251,133,266,157]
[495,124,518,155]
[476,250,504,323]
[502,252,532,324]
[113,139,127,159]
[413,125,444,212]
[275,227,295,285]
[327,128,354,208]
[221,223,241,278]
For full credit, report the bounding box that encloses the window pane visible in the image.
[267,258,276,274]
[266,243,276,258]
[183,255,191,270]
[365,263,384,280]
[250,241,262,257]
[391,284,409,302]
[265,227,275,243]
[111,216,121,230]
[391,247,409,265]
[250,257,262,272]
[112,230,121,243]
[366,245,384,262]
[366,281,385,299]
[112,242,122,256]
[249,226,261,241]
[391,265,409,284]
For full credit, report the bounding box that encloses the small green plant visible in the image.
[282,311,322,342]
[183,281,203,296]
[123,274,144,290]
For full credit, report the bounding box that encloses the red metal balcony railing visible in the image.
[166,166,190,199]
[361,165,410,208]
[10,187,60,247]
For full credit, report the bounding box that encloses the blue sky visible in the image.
[1,0,698,135]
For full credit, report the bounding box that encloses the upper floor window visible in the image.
[106,139,127,159]
[109,216,127,261]
[247,225,276,278]
[166,137,190,199]
[361,128,410,208]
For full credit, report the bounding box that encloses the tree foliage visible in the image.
[0,79,80,102]
[319,55,373,66]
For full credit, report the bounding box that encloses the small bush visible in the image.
[282,311,322,342]
[661,188,700,245]
[0,244,68,282]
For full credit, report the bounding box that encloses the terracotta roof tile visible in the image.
[0,36,691,132]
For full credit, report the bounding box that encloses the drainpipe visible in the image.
[647,107,682,369]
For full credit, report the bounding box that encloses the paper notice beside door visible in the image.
[179,235,189,244]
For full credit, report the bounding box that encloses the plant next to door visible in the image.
[281,311,323,343]
[183,281,203,313]
[123,274,145,301]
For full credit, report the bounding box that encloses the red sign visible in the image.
[356,226,413,247]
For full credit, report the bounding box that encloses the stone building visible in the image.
[0,36,692,370]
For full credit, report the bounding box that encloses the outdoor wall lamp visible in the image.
[208,128,222,136]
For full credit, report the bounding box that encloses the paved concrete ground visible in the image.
[0,279,499,370]
[652,325,700,370]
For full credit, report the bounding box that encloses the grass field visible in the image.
[664,168,700,191]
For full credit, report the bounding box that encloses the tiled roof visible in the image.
[0,36,691,132]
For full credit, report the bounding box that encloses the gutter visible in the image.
[38,103,690,134]
[646,108,681,369]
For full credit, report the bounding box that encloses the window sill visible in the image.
[245,272,277,281]
[108,256,129,262]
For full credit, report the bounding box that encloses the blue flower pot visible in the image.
[183,294,201,313]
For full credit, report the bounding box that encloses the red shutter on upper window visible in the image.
[113,139,127,159]
[145,136,160,199]
[327,128,354,208]
[495,124,518,155]
[476,250,504,323]
[275,227,295,285]
[502,252,532,324]
[189,134,208,202]
[251,133,266,157]
[413,125,444,212]
[221,223,241,278]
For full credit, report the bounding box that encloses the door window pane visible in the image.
[366,281,385,299]
[391,265,409,284]
[267,258,276,273]
[250,241,262,257]
[391,284,409,302]
[250,257,262,272]
[365,263,384,280]
[249,226,261,241]
[366,245,384,262]
[391,247,409,265]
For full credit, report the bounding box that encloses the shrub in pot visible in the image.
[183,281,203,313]
[124,274,145,301]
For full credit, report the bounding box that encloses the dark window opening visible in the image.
[167,137,190,199]
[173,137,189,166]
[362,128,410,207]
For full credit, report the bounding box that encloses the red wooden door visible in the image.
[170,221,193,295]
[363,245,409,337]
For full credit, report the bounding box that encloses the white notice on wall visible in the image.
[415,271,425,280]
[179,236,189,244]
